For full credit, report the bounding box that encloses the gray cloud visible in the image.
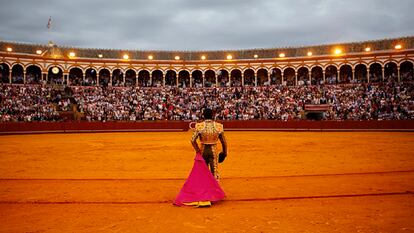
[0,0,413,50]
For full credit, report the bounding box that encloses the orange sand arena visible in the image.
[0,131,414,232]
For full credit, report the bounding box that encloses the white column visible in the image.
[322,71,326,83]
[150,74,153,87]
[267,69,271,85]
[336,70,339,84]
[294,71,298,86]
[397,66,401,82]
[254,72,258,86]
[352,69,355,81]
[176,74,179,87]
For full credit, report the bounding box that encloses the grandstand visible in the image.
[0,37,413,87]
[0,37,413,130]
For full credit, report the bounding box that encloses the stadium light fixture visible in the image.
[334,49,342,55]
[395,44,402,50]
[279,53,285,58]
[36,50,42,55]
[226,54,232,60]
[6,47,12,52]
[365,47,371,52]
[201,55,206,60]
[307,51,313,56]
[175,56,180,60]
[148,55,154,60]
[69,52,76,57]
[123,54,129,60]
[254,54,258,59]
[98,54,103,58]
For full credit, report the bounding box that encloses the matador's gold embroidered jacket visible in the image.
[191,120,227,179]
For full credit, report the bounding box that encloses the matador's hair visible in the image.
[203,108,213,120]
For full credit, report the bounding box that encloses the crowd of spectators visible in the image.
[1,81,413,122]
[0,85,62,122]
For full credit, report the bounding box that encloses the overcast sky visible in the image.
[0,0,413,51]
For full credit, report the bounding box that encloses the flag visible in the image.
[47,16,52,29]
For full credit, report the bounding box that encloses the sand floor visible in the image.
[0,131,413,232]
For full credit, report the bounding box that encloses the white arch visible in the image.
[97,67,111,74]
[177,68,190,73]
[368,62,383,69]
[282,67,296,74]
[150,69,164,75]
[68,66,84,73]
[202,69,215,76]
[23,62,43,70]
[10,62,24,70]
[0,61,12,69]
[399,59,414,66]
[242,67,255,73]
[112,67,125,74]
[310,65,323,72]
[25,63,42,71]
[124,68,137,74]
[190,68,203,74]
[354,63,368,69]
[383,60,399,66]
[85,66,99,72]
[256,67,268,73]
[178,69,190,75]
[339,63,353,70]
[149,68,164,74]
[67,65,86,73]
[349,61,368,69]
[297,64,311,70]
[367,60,383,67]
[217,67,230,74]
[297,66,310,72]
[165,69,177,76]
[229,68,242,75]
[323,63,339,70]
[164,68,179,74]
[137,68,151,75]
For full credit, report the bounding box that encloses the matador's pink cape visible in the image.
[174,153,225,206]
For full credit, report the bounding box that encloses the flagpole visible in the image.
[47,16,53,46]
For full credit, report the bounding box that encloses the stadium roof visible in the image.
[1,36,413,61]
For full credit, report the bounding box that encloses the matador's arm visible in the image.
[219,132,227,155]
[191,131,201,153]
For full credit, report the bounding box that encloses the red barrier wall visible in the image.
[1,120,414,134]
[222,120,414,130]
